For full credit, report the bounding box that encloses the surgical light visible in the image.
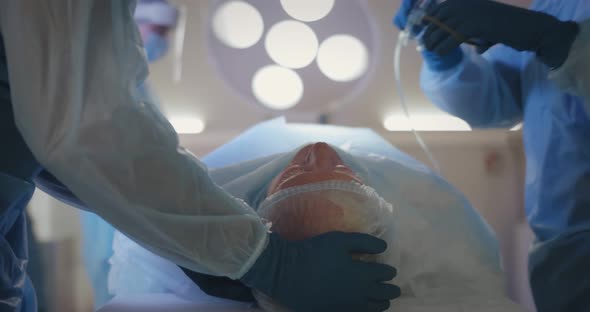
[317,35,369,82]
[252,65,304,110]
[169,117,206,134]
[212,1,264,49]
[207,0,376,112]
[280,0,335,22]
[265,20,319,69]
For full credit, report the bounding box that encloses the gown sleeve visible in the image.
[420,45,524,128]
[0,0,268,279]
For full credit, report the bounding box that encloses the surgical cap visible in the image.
[259,180,393,240]
[254,180,396,311]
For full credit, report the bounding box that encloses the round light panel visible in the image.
[252,65,304,110]
[317,35,369,82]
[265,20,319,69]
[212,1,264,49]
[280,0,335,22]
[207,0,377,112]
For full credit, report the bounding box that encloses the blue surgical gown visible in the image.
[0,35,38,312]
[419,0,590,310]
[421,0,590,243]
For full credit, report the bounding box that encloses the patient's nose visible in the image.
[304,143,342,170]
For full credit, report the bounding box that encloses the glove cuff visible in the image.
[180,266,256,302]
[239,233,281,295]
[422,48,464,72]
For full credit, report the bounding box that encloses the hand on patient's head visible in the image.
[259,187,386,264]
[261,143,392,258]
[253,145,395,311]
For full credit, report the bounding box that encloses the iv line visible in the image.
[393,31,441,172]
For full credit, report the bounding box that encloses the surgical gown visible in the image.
[419,0,590,310]
[0,0,267,283]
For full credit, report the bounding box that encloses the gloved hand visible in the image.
[180,267,255,303]
[393,0,464,71]
[240,232,401,312]
[421,48,463,71]
[393,0,423,33]
[423,0,580,68]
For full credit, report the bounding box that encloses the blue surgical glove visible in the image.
[421,48,463,72]
[423,0,580,68]
[240,232,401,312]
[393,0,463,72]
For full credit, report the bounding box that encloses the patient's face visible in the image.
[264,143,368,241]
[268,143,362,196]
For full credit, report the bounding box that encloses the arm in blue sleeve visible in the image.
[420,46,524,128]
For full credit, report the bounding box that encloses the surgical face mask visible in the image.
[144,32,169,62]
[258,180,394,242]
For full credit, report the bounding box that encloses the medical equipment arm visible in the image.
[420,46,523,128]
[0,0,268,279]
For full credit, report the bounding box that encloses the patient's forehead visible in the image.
[260,193,368,241]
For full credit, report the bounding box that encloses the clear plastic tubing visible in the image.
[393,1,442,172]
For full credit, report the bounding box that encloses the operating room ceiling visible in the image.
[147,0,532,133]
